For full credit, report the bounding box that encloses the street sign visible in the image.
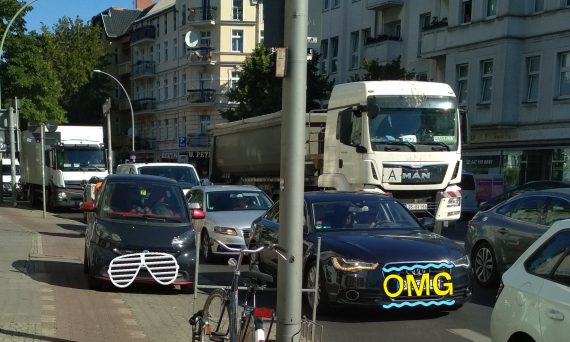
[178,136,186,148]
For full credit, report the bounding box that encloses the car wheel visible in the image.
[472,242,499,287]
[201,229,213,263]
[180,284,195,294]
[305,261,330,314]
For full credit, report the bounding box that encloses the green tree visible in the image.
[220,44,333,122]
[352,56,415,82]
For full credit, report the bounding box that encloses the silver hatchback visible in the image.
[186,185,273,262]
[465,188,570,287]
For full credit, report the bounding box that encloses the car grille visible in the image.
[115,248,180,257]
[382,261,452,300]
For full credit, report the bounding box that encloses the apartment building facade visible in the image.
[317,0,570,198]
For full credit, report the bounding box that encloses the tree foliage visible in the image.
[220,44,333,122]
[1,6,106,124]
[351,56,415,82]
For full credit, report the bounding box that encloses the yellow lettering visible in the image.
[383,274,404,298]
[433,272,453,296]
[406,273,430,297]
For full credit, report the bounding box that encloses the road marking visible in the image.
[41,305,55,311]
[448,329,491,342]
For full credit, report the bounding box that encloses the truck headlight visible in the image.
[332,257,379,272]
[452,255,470,268]
[214,226,237,236]
[447,197,461,207]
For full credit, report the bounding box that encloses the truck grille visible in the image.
[383,164,448,185]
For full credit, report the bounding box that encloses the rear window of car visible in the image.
[138,166,199,188]
[460,174,476,190]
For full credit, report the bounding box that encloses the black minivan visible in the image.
[82,174,196,293]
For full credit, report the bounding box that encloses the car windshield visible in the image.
[312,199,421,231]
[138,166,199,189]
[206,190,273,212]
[99,181,187,222]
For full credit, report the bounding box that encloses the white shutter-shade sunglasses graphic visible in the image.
[108,252,180,288]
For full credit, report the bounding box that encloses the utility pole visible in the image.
[276,0,308,341]
[103,98,113,174]
[8,107,16,206]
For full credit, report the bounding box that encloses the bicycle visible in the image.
[190,239,289,342]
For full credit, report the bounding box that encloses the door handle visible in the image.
[498,228,508,234]
[546,309,565,321]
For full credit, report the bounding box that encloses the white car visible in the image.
[460,171,478,218]
[115,162,203,195]
[187,185,273,262]
[491,219,570,342]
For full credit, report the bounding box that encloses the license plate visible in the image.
[406,203,428,210]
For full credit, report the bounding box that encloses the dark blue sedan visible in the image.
[249,191,472,312]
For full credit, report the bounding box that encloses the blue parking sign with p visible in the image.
[178,136,186,147]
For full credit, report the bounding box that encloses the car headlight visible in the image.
[332,257,379,272]
[214,226,237,236]
[96,228,122,244]
[452,255,470,267]
[172,230,195,249]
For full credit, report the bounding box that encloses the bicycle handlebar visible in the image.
[214,239,291,263]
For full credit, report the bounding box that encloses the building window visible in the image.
[164,78,169,100]
[350,31,359,70]
[156,22,159,38]
[233,0,243,20]
[157,43,161,63]
[457,64,469,104]
[173,10,177,30]
[173,76,178,98]
[232,29,244,52]
[420,12,431,30]
[156,80,161,101]
[559,52,570,97]
[330,36,338,74]
[566,0,570,8]
[332,0,340,8]
[461,0,472,24]
[164,15,167,34]
[200,115,210,135]
[201,31,211,47]
[182,4,186,25]
[526,56,540,101]
[230,70,239,90]
[181,74,186,96]
[164,41,168,62]
[260,30,264,43]
[182,37,187,56]
[486,0,497,17]
[323,0,330,11]
[480,59,493,103]
[320,39,328,74]
[173,38,177,59]
[533,0,544,13]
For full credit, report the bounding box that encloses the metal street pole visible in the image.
[0,0,38,109]
[93,69,135,153]
[8,107,16,206]
[276,0,308,341]
[41,124,46,219]
[103,98,113,174]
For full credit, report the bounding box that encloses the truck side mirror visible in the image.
[337,110,353,146]
[367,97,380,119]
[459,108,470,145]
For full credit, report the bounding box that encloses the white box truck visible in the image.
[20,125,109,210]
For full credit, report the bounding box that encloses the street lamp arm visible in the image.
[93,69,135,152]
[0,0,39,109]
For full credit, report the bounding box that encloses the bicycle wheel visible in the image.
[203,289,231,339]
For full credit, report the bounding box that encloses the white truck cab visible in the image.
[1,158,20,197]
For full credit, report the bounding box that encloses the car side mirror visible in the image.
[418,216,435,231]
[200,178,212,186]
[80,201,96,212]
[191,208,206,219]
[479,201,488,210]
[355,145,367,154]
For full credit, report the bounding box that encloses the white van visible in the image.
[2,158,20,197]
[115,162,202,195]
[460,171,478,218]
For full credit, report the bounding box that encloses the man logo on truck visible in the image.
[402,171,431,181]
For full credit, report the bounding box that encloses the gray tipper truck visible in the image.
[209,81,469,222]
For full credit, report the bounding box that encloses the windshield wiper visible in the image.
[90,166,105,172]
[383,141,416,151]
[422,142,450,151]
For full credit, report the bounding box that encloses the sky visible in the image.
[24,0,137,32]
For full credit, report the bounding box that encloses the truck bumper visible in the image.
[52,188,84,208]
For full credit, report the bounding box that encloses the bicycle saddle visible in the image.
[241,270,273,284]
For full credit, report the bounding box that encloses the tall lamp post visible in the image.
[93,69,135,154]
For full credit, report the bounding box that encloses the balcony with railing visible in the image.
[131,26,156,45]
[363,35,402,64]
[187,89,216,105]
[132,61,156,79]
[188,7,216,26]
[187,134,210,147]
[366,0,403,10]
[118,61,131,75]
[187,47,216,65]
[133,98,156,113]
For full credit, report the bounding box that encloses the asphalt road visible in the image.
[0,203,497,342]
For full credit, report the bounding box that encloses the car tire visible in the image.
[87,273,105,291]
[201,229,213,263]
[304,261,331,314]
[180,284,195,294]
[472,241,499,287]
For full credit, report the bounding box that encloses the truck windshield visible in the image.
[57,149,106,171]
[368,95,458,151]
